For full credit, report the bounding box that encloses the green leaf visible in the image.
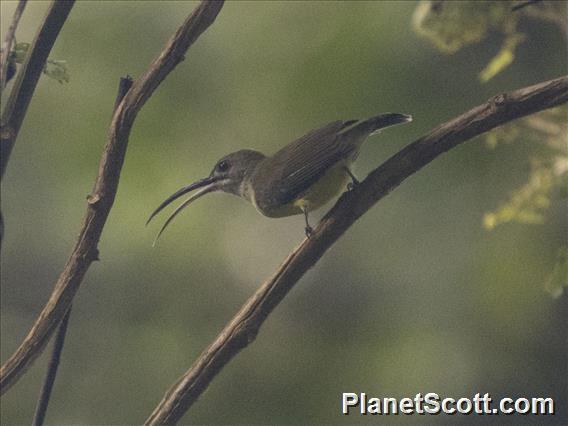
[44,59,70,84]
[9,42,70,84]
[12,42,31,63]
[479,32,525,82]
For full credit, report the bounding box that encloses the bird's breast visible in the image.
[252,159,352,218]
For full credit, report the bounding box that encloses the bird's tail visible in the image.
[340,113,412,139]
[367,113,413,134]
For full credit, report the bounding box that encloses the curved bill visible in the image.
[147,176,221,245]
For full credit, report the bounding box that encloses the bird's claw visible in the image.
[347,178,360,191]
[344,167,360,191]
[304,225,314,238]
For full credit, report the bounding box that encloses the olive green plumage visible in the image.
[148,113,412,242]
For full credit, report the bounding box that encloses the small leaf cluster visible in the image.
[8,41,70,84]
[413,0,566,81]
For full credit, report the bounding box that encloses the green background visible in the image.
[1,1,566,424]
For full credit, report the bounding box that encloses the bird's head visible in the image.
[147,149,265,243]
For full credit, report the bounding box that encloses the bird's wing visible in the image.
[260,119,358,206]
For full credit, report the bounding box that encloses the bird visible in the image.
[147,112,412,244]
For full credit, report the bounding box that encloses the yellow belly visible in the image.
[259,160,351,218]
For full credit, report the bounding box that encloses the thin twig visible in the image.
[0,0,27,91]
[0,0,225,396]
[31,307,71,426]
[30,76,134,426]
[0,0,74,180]
[145,75,568,425]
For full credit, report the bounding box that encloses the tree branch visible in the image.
[145,75,568,425]
[0,0,225,396]
[31,306,71,426]
[0,0,74,180]
[0,0,27,91]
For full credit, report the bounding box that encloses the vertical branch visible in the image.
[30,308,71,426]
[0,0,27,91]
[0,0,225,396]
[0,0,75,180]
[0,0,29,247]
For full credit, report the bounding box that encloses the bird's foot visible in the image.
[347,179,360,191]
[344,167,360,191]
[304,225,314,238]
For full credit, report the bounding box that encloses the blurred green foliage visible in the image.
[414,0,567,301]
[484,107,567,229]
[1,1,566,425]
[484,160,553,228]
[413,0,567,81]
[413,1,513,54]
[483,105,567,298]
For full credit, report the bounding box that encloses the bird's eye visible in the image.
[217,160,229,172]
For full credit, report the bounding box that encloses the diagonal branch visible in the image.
[0,0,225,396]
[0,0,27,91]
[0,0,74,180]
[145,75,568,425]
